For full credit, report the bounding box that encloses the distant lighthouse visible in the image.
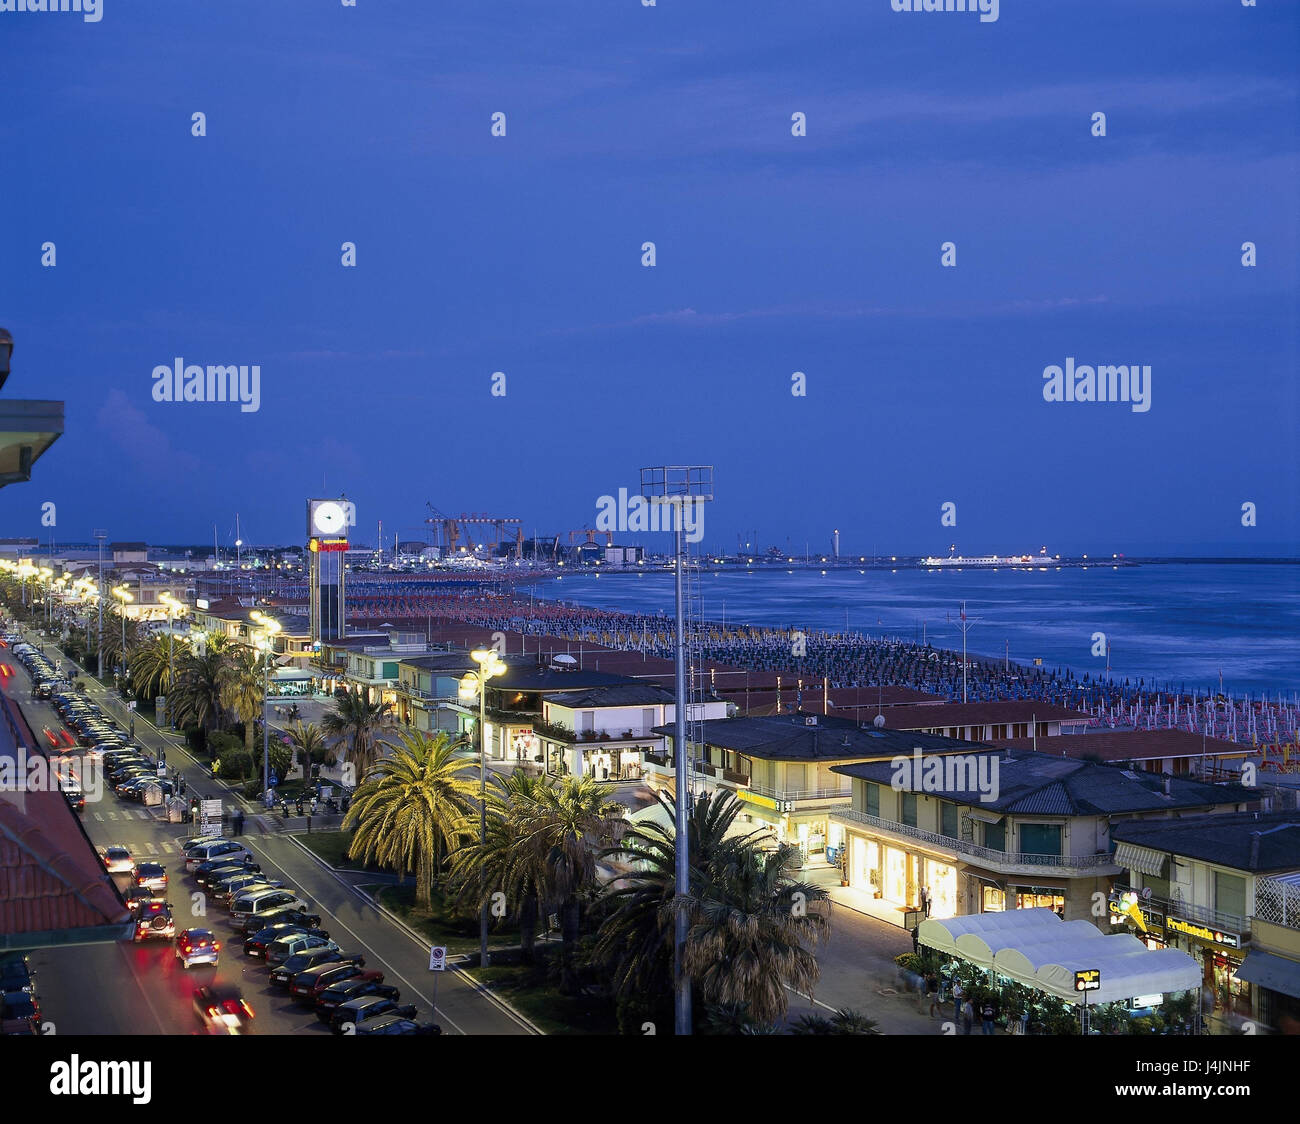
[832,528,840,560]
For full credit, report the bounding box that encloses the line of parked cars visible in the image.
[178,833,440,1035]
[1,954,40,1036]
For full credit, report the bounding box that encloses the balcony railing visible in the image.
[740,780,853,802]
[1255,875,1300,930]
[830,808,1121,871]
[1112,884,1245,934]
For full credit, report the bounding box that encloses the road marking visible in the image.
[93,812,104,822]
[107,811,118,820]
[240,839,468,1036]
[144,841,158,854]
[136,810,149,820]
[162,843,176,854]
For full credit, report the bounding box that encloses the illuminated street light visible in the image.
[459,647,507,969]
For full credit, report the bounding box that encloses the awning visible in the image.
[1115,842,1168,877]
[966,808,1004,824]
[1235,951,1300,1000]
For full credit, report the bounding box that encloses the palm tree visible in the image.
[128,636,176,702]
[342,729,479,908]
[101,606,140,675]
[448,770,553,961]
[514,775,624,994]
[594,789,772,1008]
[680,842,831,1025]
[323,688,393,782]
[169,643,231,732]
[219,647,265,754]
[285,721,334,776]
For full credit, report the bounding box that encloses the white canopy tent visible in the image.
[918,908,1201,1005]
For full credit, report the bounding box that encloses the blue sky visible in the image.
[2,0,1297,556]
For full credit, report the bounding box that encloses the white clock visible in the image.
[311,501,347,535]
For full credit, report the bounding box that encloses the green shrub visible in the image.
[216,749,254,780]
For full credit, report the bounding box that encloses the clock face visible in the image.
[312,501,346,535]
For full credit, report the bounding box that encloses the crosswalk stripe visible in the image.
[136,810,149,820]
[107,811,118,820]
[93,812,103,822]
[162,843,176,854]
[145,841,158,854]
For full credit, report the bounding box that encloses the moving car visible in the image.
[330,995,417,1034]
[1,990,40,1034]
[175,929,221,969]
[133,863,168,893]
[192,985,253,1034]
[62,784,85,813]
[133,902,177,942]
[124,885,167,912]
[99,845,135,874]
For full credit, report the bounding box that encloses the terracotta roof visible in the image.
[0,695,133,950]
[989,729,1249,761]
[837,701,1089,728]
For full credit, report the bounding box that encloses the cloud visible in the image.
[96,389,201,474]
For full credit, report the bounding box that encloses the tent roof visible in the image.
[919,908,1201,1004]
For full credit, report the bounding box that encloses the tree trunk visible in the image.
[558,899,581,995]
[520,893,539,963]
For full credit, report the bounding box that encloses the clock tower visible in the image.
[307,497,355,643]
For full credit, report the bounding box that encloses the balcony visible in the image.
[1254,875,1300,931]
[739,779,854,804]
[1112,884,1246,934]
[830,807,1123,876]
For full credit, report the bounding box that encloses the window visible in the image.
[984,820,1005,852]
[900,793,917,827]
[940,801,958,839]
[864,783,880,818]
[1019,824,1062,857]
[1215,871,1246,920]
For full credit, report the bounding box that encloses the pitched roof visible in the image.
[990,729,1247,761]
[545,684,677,708]
[843,701,1090,728]
[831,748,1253,816]
[1110,813,1300,873]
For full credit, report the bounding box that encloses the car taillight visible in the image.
[241,1001,254,1019]
[213,941,221,951]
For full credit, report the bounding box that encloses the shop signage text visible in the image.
[1165,916,1240,949]
[1074,968,1102,992]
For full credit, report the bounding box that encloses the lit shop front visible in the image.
[844,835,959,920]
[731,795,848,866]
[976,877,1067,917]
[543,738,648,782]
[1107,894,1168,950]
[1163,915,1250,1015]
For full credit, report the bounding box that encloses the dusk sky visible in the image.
[4,1,1297,557]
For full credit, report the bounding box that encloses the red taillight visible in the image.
[213,941,221,951]
[241,1001,254,1020]
[206,1005,219,1017]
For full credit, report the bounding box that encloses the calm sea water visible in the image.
[545,563,1300,695]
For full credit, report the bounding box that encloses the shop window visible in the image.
[864,783,880,818]
[984,820,1005,852]
[982,886,1005,912]
[1214,871,1246,920]
[900,793,917,828]
[1019,823,1061,857]
[940,801,958,839]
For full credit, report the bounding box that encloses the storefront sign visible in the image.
[1166,915,1240,949]
[1074,969,1101,992]
[1108,898,1165,931]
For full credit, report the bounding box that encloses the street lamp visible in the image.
[459,648,507,969]
[251,610,281,807]
[112,585,133,679]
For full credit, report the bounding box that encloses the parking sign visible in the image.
[429,946,447,972]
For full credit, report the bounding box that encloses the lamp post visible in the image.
[251,611,281,808]
[112,585,132,678]
[459,648,507,969]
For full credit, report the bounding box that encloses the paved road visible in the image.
[11,630,535,1036]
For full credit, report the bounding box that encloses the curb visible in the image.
[281,831,543,1036]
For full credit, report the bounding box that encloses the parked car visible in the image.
[290,962,379,1005]
[180,835,226,853]
[353,1015,442,1036]
[175,929,221,969]
[270,948,360,989]
[265,933,339,967]
[229,888,309,924]
[99,845,135,874]
[133,902,176,942]
[0,956,33,995]
[239,907,322,935]
[195,857,259,889]
[1,990,40,1034]
[186,841,252,872]
[213,872,280,904]
[330,995,417,1034]
[314,976,399,1021]
[192,985,253,1034]
[243,923,325,959]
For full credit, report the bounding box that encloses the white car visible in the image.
[99,845,135,874]
[185,841,251,872]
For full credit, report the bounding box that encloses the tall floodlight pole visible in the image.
[251,611,281,808]
[956,602,982,704]
[641,465,713,1037]
[93,530,107,679]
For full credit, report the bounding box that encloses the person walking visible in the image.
[920,885,931,917]
[982,998,996,1035]
[951,980,964,1023]
[962,997,975,1036]
[926,973,940,1018]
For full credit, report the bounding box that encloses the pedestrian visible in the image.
[911,925,920,955]
[962,998,974,1036]
[982,999,996,1035]
[951,980,964,1022]
[926,973,940,1018]
[310,796,318,815]
[920,885,930,917]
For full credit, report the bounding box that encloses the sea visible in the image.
[543,562,1300,697]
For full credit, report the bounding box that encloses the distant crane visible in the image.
[424,502,522,555]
